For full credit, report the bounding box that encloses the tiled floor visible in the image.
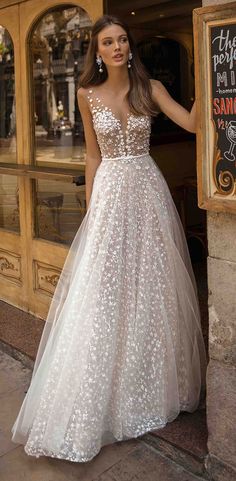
[0,351,207,481]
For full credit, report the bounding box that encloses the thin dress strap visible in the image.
[86,88,95,113]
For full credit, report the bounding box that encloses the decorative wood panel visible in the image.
[0,248,21,284]
[33,259,61,296]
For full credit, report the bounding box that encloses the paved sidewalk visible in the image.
[0,351,206,481]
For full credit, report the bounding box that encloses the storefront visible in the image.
[0,0,203,316]
[0,0,102,318]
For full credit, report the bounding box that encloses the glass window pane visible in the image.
[30,5,92,168]
[0,26,16,164]
[0,174,20,232]
[34,178,86,245]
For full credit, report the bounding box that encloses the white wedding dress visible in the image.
[11,88,207,462]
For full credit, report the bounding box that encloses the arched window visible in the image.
[0,25,16,163]
[29,5,92,166]
[0,25,19,232]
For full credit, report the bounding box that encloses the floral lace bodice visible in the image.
[86,88,151,159]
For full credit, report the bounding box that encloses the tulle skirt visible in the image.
[11,153,207,462]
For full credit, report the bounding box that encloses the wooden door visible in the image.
[0,0,103,318]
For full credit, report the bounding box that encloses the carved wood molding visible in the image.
[0,248,22,284]
[33,259,61,296]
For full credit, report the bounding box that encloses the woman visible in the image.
[11,14,207,463]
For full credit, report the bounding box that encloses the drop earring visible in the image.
[127,51,133,69]
[96,55,103,73]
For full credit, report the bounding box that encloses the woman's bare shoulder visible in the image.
[77,86,90,99]
[150,78,164,91]
[150,79,171,105]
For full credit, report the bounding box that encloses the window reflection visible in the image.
[0,26,16,164]
[0,174,19,232]
[31,6,92,167]
[34,178,86,245]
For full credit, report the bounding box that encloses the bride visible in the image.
[11,14,207,463]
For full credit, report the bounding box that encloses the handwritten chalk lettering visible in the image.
[212,29,236,71]
[231,70,236,85]
[212,28,236,52]
[213,97,236,115]
[217,88,233,94]
[216,71,235,87]
[212,49,236,71]
[217,71,228,86]
[217,119,229,129]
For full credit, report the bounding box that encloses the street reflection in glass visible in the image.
[30,5,92,168]
[0,26,16,164]
[34,178,86,245]
[0,174,19,232]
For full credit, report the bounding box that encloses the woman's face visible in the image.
[97,24,130,69]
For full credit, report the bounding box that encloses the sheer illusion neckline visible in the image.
[88,88,137,142]
[96,98,132,140]
[87,87,151,157]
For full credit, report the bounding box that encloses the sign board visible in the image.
[193,2,236,213]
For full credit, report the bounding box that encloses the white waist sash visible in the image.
[102,152,150,162]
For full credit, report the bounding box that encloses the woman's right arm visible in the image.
[77,88,101,208]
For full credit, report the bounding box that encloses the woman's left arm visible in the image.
[150,79,196,133]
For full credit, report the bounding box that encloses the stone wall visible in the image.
[206,212,236,481]
[202,3,236,480]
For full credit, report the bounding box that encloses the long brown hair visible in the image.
[79,14,159,116]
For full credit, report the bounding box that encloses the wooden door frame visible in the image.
[0,0,103,317]
[0,3,28,309]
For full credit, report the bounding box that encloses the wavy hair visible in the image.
[78,14,159,116]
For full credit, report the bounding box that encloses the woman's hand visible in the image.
[150,79,196,133]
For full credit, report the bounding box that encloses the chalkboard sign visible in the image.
[193,2,236,213]
[211,24,236,196]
